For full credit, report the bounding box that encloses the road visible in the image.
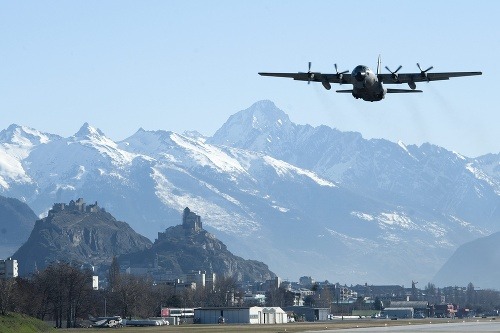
[308,320,500,332]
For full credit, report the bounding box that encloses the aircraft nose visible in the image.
[355,71,366,82]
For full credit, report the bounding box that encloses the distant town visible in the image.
[1,200,499,328]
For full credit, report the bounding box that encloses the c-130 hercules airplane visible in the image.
[259,56,482,102]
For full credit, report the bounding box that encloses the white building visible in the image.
[194,306,287,324]
[92,276,99,290]
[0,258,18,279]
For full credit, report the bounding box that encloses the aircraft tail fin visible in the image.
[377,55,381,75]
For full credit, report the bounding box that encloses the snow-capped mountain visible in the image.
[0,101,498,285]
[209,100,500,231]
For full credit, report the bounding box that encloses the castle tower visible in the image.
[182,207,202,232]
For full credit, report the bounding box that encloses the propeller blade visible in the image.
[386,65,402,74]
[417,63,433,72]
[307,62,312,84]
[334,64,349,75]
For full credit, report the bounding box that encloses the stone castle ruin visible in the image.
[49,198,105,215]
[182,207,202,232]
[157,207,202,241]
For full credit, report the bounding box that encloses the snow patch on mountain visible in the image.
[272,205,289,213]
[262,156,335,187]
[351,211,375,221]
[0,151,29,188]
[466,162,500,195]
[376,212,418,230]
[397,140,417,160]
[170,133,248,176]
[326,228,373,246]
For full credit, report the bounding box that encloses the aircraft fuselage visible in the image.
[351,65,386,102]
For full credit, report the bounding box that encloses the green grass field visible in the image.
[0,312,54,333]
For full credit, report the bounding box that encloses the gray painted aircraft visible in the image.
[259,56,482,102]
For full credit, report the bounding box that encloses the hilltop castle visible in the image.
[49,198,105,215]
[182,207,202,231]
[157,207,202,241]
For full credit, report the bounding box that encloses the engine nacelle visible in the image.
[322,81,331,90]
[408,81,417,90]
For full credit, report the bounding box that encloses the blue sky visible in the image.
[0,1,498,157]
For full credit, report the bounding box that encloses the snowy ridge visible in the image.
[262,156,335,187]
[70,123,137,166]
[0,124,59,188]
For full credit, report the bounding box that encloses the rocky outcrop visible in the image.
[13,200,152,275]
[121,223,275,282]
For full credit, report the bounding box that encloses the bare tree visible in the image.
[0,278,15,315]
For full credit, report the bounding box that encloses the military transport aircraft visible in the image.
[259,56,482,102]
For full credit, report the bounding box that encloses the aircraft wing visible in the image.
[259,72,352,84]
[386,88,423,93]
[378,71,482,84]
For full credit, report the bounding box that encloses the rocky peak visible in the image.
[121,208,275,282]
[74,122,107,141]
[13,198,152,276]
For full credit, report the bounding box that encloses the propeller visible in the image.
[307,62,314,84]
[299,62,315,84]
[417,63,433,81]
[335,64,349,83]
[385,65,402,82]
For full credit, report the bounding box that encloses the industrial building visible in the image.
[194,306,287,324]
[283,306,330,321]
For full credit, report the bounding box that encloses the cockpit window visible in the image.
[353,65,366,72]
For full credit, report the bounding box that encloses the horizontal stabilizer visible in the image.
[387,89,423,93]
[336,89,353,93]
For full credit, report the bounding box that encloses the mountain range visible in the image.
[0,100,499,286]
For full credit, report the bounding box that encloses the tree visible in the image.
[42,262,93,328]
[424,283,437,303]
[0,278,15,315]
[466,282,475,307]
[108,256,121,291]
[374,297,383,311]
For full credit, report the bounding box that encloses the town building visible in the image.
[186,270,205,288]
[0,258,18,279]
